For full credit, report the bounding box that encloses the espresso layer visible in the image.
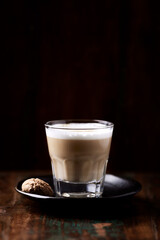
[47,137,112,182]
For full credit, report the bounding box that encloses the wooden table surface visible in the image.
[0,171,159,240]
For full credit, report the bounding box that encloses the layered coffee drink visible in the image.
[45,120,114,197]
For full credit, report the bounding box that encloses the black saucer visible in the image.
[15,174,141,201]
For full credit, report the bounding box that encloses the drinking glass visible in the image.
[45,119,114,198]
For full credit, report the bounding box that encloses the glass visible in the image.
[45,119,114,198]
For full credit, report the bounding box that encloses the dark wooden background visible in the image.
[1,1,160,172]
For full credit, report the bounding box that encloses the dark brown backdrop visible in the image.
[1,1,160,172]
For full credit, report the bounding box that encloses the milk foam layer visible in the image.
[46,123,113,140]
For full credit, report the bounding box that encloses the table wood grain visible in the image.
[0,171,159,240]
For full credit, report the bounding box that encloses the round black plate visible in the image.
[15,174,141,200]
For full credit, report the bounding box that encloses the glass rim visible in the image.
[45,119,114,130]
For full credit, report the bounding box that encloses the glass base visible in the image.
[53,178,104,198]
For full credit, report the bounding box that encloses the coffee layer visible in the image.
[47,137,112,182]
